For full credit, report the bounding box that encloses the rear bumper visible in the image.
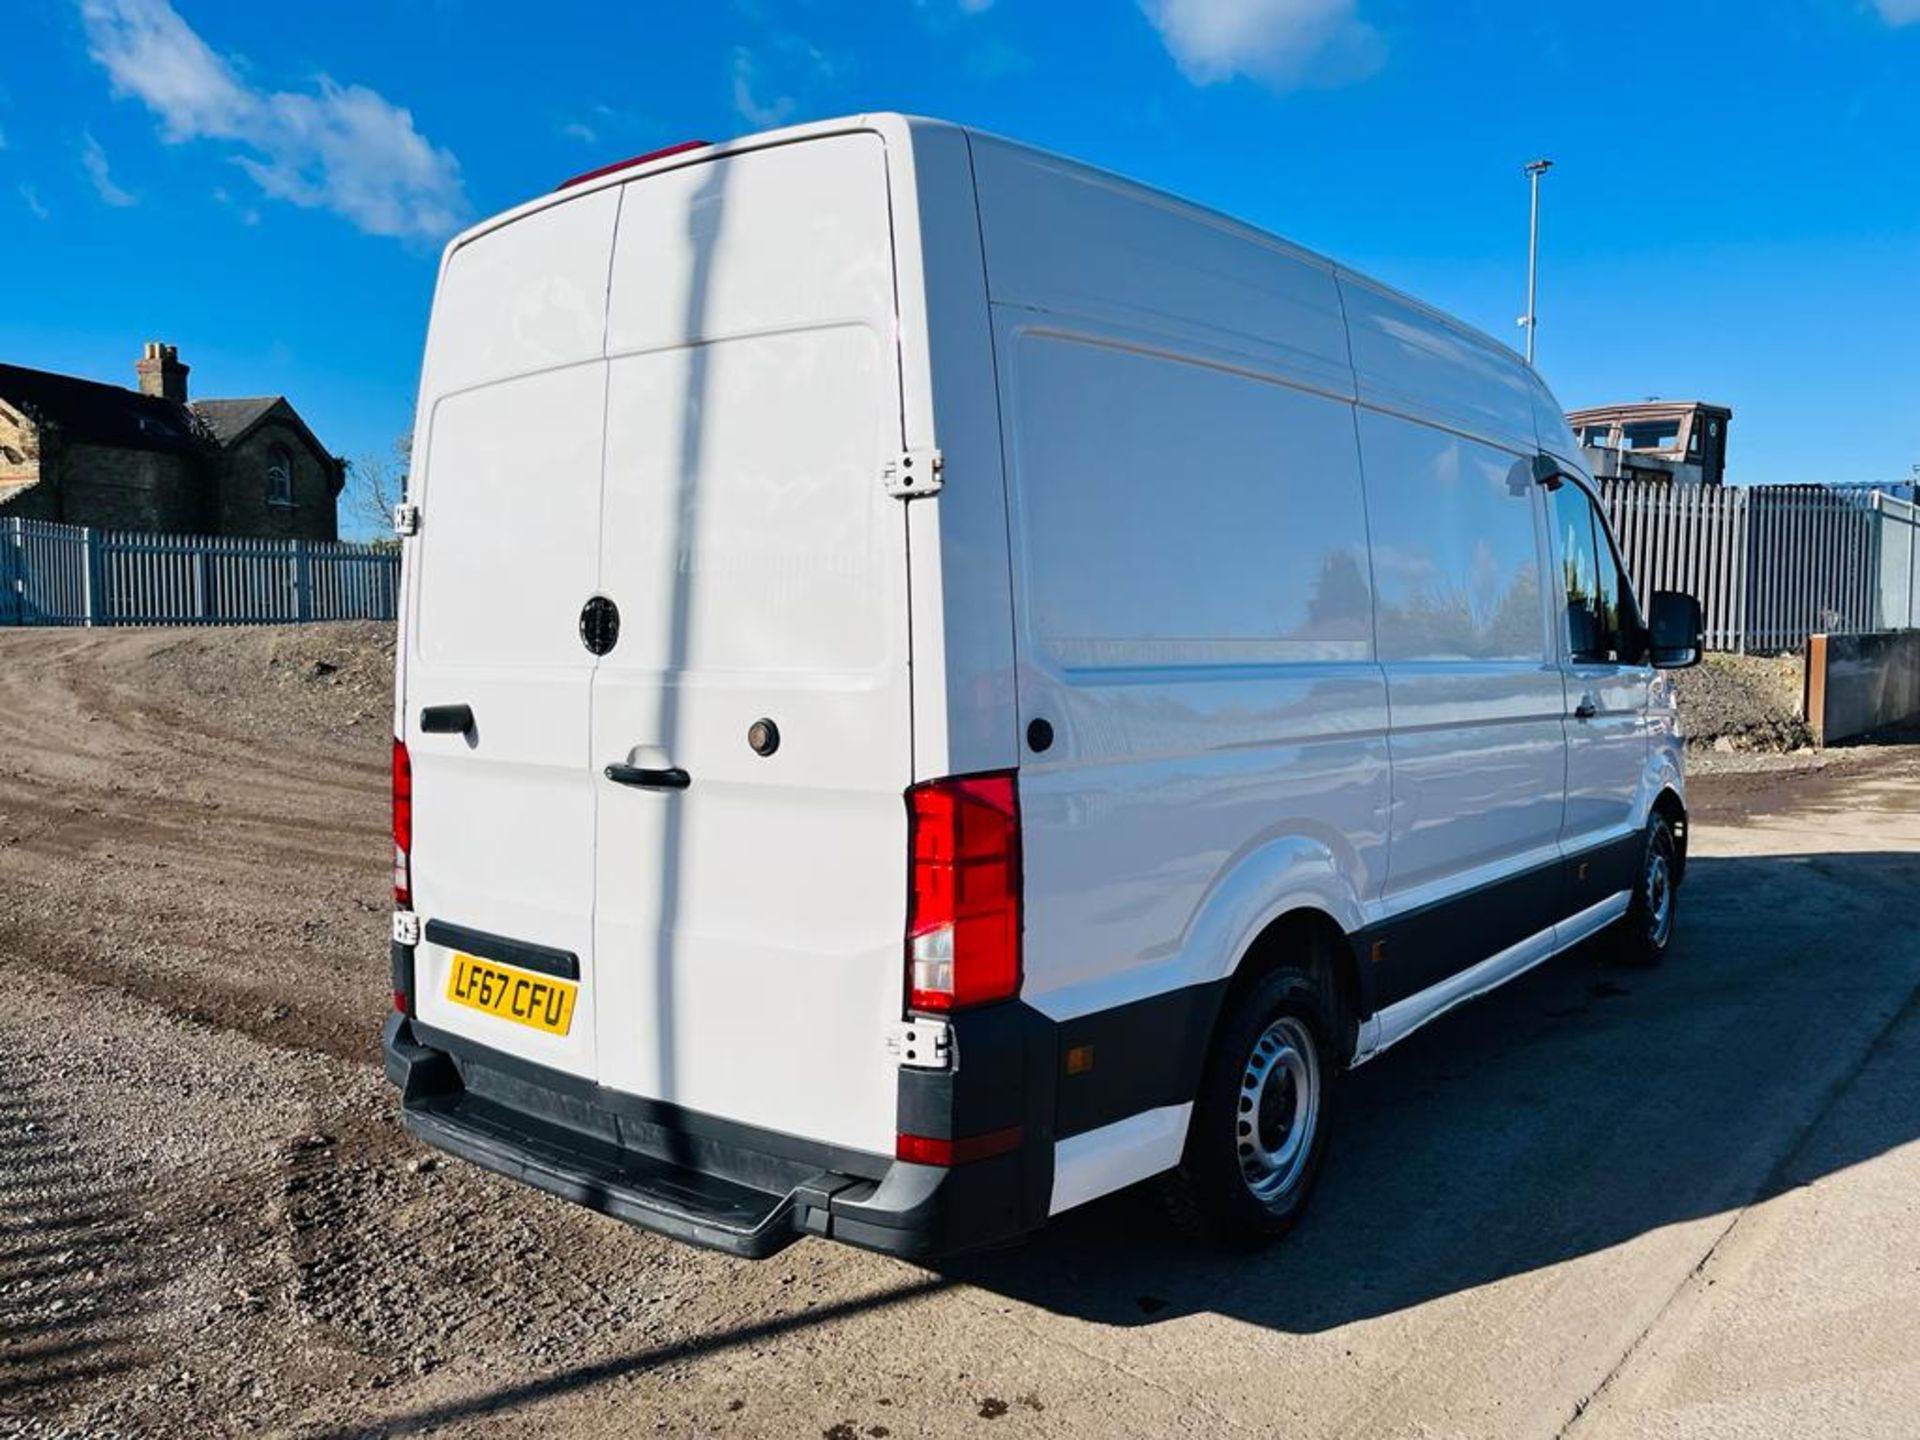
[382,1012,1043,1260]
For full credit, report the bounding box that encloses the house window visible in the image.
[268,446,294,507]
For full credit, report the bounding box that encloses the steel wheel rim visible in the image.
[1236,1015,1320,1203]
[1646,843,1674,947]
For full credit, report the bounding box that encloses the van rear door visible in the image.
[588,135,914,1156]
[404,189,620,1083]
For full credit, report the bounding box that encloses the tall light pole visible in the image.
[1520,158,1554,365]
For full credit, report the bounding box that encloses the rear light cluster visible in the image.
[905,772,1022,1012]
[392,737,413,907]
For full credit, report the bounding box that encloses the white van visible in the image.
[382,115,1703,1258]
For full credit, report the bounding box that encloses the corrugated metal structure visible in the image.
[1871,493,1920,636]
[1,517,396,626]
[1597,480,1918,654]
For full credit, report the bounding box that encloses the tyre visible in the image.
[1160,963,1335,1246]
[1613,812,1679,968]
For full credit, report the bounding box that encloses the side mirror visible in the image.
[1648,590,1703,669]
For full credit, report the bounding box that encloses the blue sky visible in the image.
[5,0,1917,536]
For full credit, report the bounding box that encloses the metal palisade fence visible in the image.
[0,517,398,627]
[1597,479,1920,653]
[8,492,1918,648]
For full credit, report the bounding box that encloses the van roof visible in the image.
[443,113,1540,389]
[437,113,929,262]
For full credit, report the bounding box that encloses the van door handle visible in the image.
[1573,698,1598,720]
[604,764,691,791]
[419,703,474,735]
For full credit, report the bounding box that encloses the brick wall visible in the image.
[216,419,340,542]
[55,442,204,531]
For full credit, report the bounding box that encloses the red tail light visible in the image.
[906,772,1021,1012]
[393,737,413,906]
[555,140,713,191]
[896,1125,1024,1167]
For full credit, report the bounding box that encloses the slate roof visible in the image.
[192,395,345,494]
[190,396,283,445]
[0,362,199,455]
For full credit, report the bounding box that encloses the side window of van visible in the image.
[1358,414,1545,663]
[1551,482,1646,664]
[1593,502,1648,663]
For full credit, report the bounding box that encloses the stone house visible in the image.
[0,343,345,540]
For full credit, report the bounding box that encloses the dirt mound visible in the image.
[1671,652,1812,753]
[137,620,396,741]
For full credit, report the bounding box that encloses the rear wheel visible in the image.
[1160,964,1335,1246]
[1613,813,1678,967]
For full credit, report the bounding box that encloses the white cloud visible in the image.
[558,102,660,150]
[78,0,467,239]
[212,184,261,226]
[79,0,251,138]
[731,46,800,129]
[20,182,50,220]
[1874,0,1920,23]
[1141,0,1384,90]
[233,80,469,239]
[729,31,841,131]
[81,132,137,206]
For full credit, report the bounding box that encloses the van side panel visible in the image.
[1527,369,1587,475]
[1339,273,1539,455]
[1352,408,1569,1004]
[969,138,1353,400]
[998,329,1389,1028]
[1338,276,1573,1009]
[971,141,1389,1167]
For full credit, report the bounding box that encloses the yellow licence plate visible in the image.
[446,952,578,1036]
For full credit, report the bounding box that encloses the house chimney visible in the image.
[135,341,188,403]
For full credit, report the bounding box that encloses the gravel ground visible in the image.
[1670,652,1811,754]
[0,627,747,1437]
[4,625,1917,1439]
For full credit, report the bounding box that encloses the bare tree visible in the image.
[343,426,412,545]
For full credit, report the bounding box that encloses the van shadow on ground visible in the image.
[947,849,1920,1334]
[0,1065,158,1417]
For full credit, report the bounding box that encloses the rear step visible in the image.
[404,1091,800,1257]
[383,1014,884,1260]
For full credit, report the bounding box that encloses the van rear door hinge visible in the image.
[392,502,422,537]
[882,448,943,499]
[886,1017,953,1070]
